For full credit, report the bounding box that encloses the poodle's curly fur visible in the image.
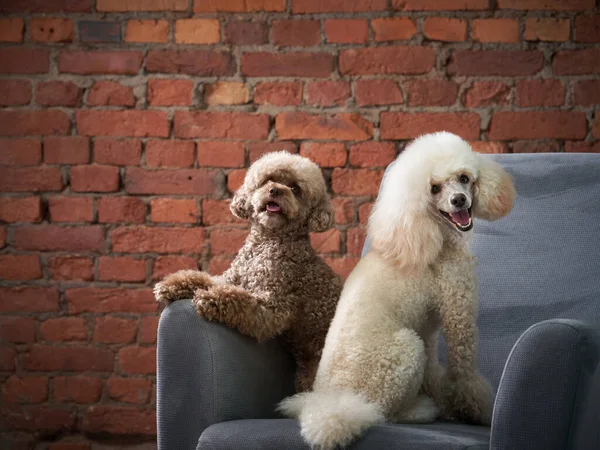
[279,132,517,449]
[154,151,343,391]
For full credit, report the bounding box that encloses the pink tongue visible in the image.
[266,202,281,212]
[451,210,470,225]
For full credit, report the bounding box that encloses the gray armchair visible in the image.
[157,153,600,450]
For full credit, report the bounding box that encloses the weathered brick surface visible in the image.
[0,1,599,447]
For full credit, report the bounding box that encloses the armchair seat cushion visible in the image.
[198,419,490,450]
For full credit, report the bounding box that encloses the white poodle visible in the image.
[279,132,516,449]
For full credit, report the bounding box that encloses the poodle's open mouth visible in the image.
[264,201,282,214]
[440,208,473,232]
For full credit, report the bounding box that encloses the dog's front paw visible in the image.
[153,270,214,307]
[193,289,222,321]
[442,374,494,425]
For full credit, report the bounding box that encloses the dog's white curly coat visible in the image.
[279,132,516,449]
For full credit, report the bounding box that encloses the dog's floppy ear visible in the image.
[230,185,252,220]
[473,156,516,221]
[309,195,334,233]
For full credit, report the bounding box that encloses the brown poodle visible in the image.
[154,151,343,391]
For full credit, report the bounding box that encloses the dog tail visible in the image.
[277,390,383,450]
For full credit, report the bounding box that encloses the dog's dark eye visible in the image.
[290,184,301,196]
[431,184,441,194]
[459,175,470,184]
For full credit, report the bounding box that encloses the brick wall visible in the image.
[0,0,599,448]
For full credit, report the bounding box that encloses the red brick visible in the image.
[424,17,467,41]
[175,18,219,44]
[202,199,240,225]
[347,227,367,256]
[148,79,193,106]
[575,15,600,42]
[349,142,396,168]
[405,79,458,106]
[324,19,368,43]
[118,346,156,374]
[146,50,234,76]
[94,316,138,343]
[94,139,142,166]
[126,19,169,43]
[372,17,416,41]
[112,226,205,253]
[204,82,250,106]
[339,47,434,75]
[30,18,74,43]
[228,169,246,192]
[331,197,354,224]
[0,139,40,166]
[146,140,195,168]
[254,82,302,106]
[449,51,544,76]
[0,317,36,343]
[332,169,383,196]
[248,142,298,163]
[0,110,70,136]
[0,79,31,106]
[70,165,119,193]
[2,376,48,403]
[107,377,152,404]
[241,52,334,77]
[0,0,92,12]
[98,256,146,282]
[463,81,511,107]
[293,0,385,12]
[310,229,341,253]
[0,347,16,370]
[54,376,102,403]
[0,196,42,223]
[324,256,359,279]
[565,141,600,153]
[0,17,24,42]
[13,225,104,252]
[48,196,94,222]
[469,141,509,154]
[0,226,5,248]
[152,256,198,280]
[593,114,600,139]
[125,167,220,195]
[82,405,156,435]
[97,197,146,223]
[306,81,350,107]
[98,0,188,11]
[40,317,87,342]
[525,18,570,41]
[23,347,114,372]
[174,112,268,140]
[573,80,600,106]
[512,141,560,153]
[553,49,600,75]
[516,79,565,107]
[140,316,159,343]
[48,256,94,281]
[194,0,285,12]
[380,112,480,140]
[77,110,168,138]
[497,0,593,10]
[272,20,320,46]
[489,112,587,140]
[276,112,373,141]
[59,51,142,75]
[48,441,90,450]
[196,142,245,168]
[472,18,519,43]
[88,81,135,106]
[44,136,89,164]
[210,228,248,255]
[208,256,233,275]
[66,287,156,313]
[0,166,62,192]
[2,405,76,433]
[392,0,487,10]
[300,143,347,167]
[354,79,403,106]
[225,21,267,45]
[80,21,122,43]
[0,48,49,74]
[0,254,41,280]
[150,198,198,224]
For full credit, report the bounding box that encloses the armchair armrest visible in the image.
[156,300,296,450]
[491,319,600,450]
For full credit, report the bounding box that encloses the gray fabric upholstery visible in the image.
[198,419,490,450]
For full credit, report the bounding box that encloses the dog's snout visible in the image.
[269,187,281,196]
[450,193,467,208]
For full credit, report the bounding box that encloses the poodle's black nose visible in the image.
[269,187,281,196]
[451,193,467,208]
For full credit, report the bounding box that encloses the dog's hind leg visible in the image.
[153,270,215,307]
